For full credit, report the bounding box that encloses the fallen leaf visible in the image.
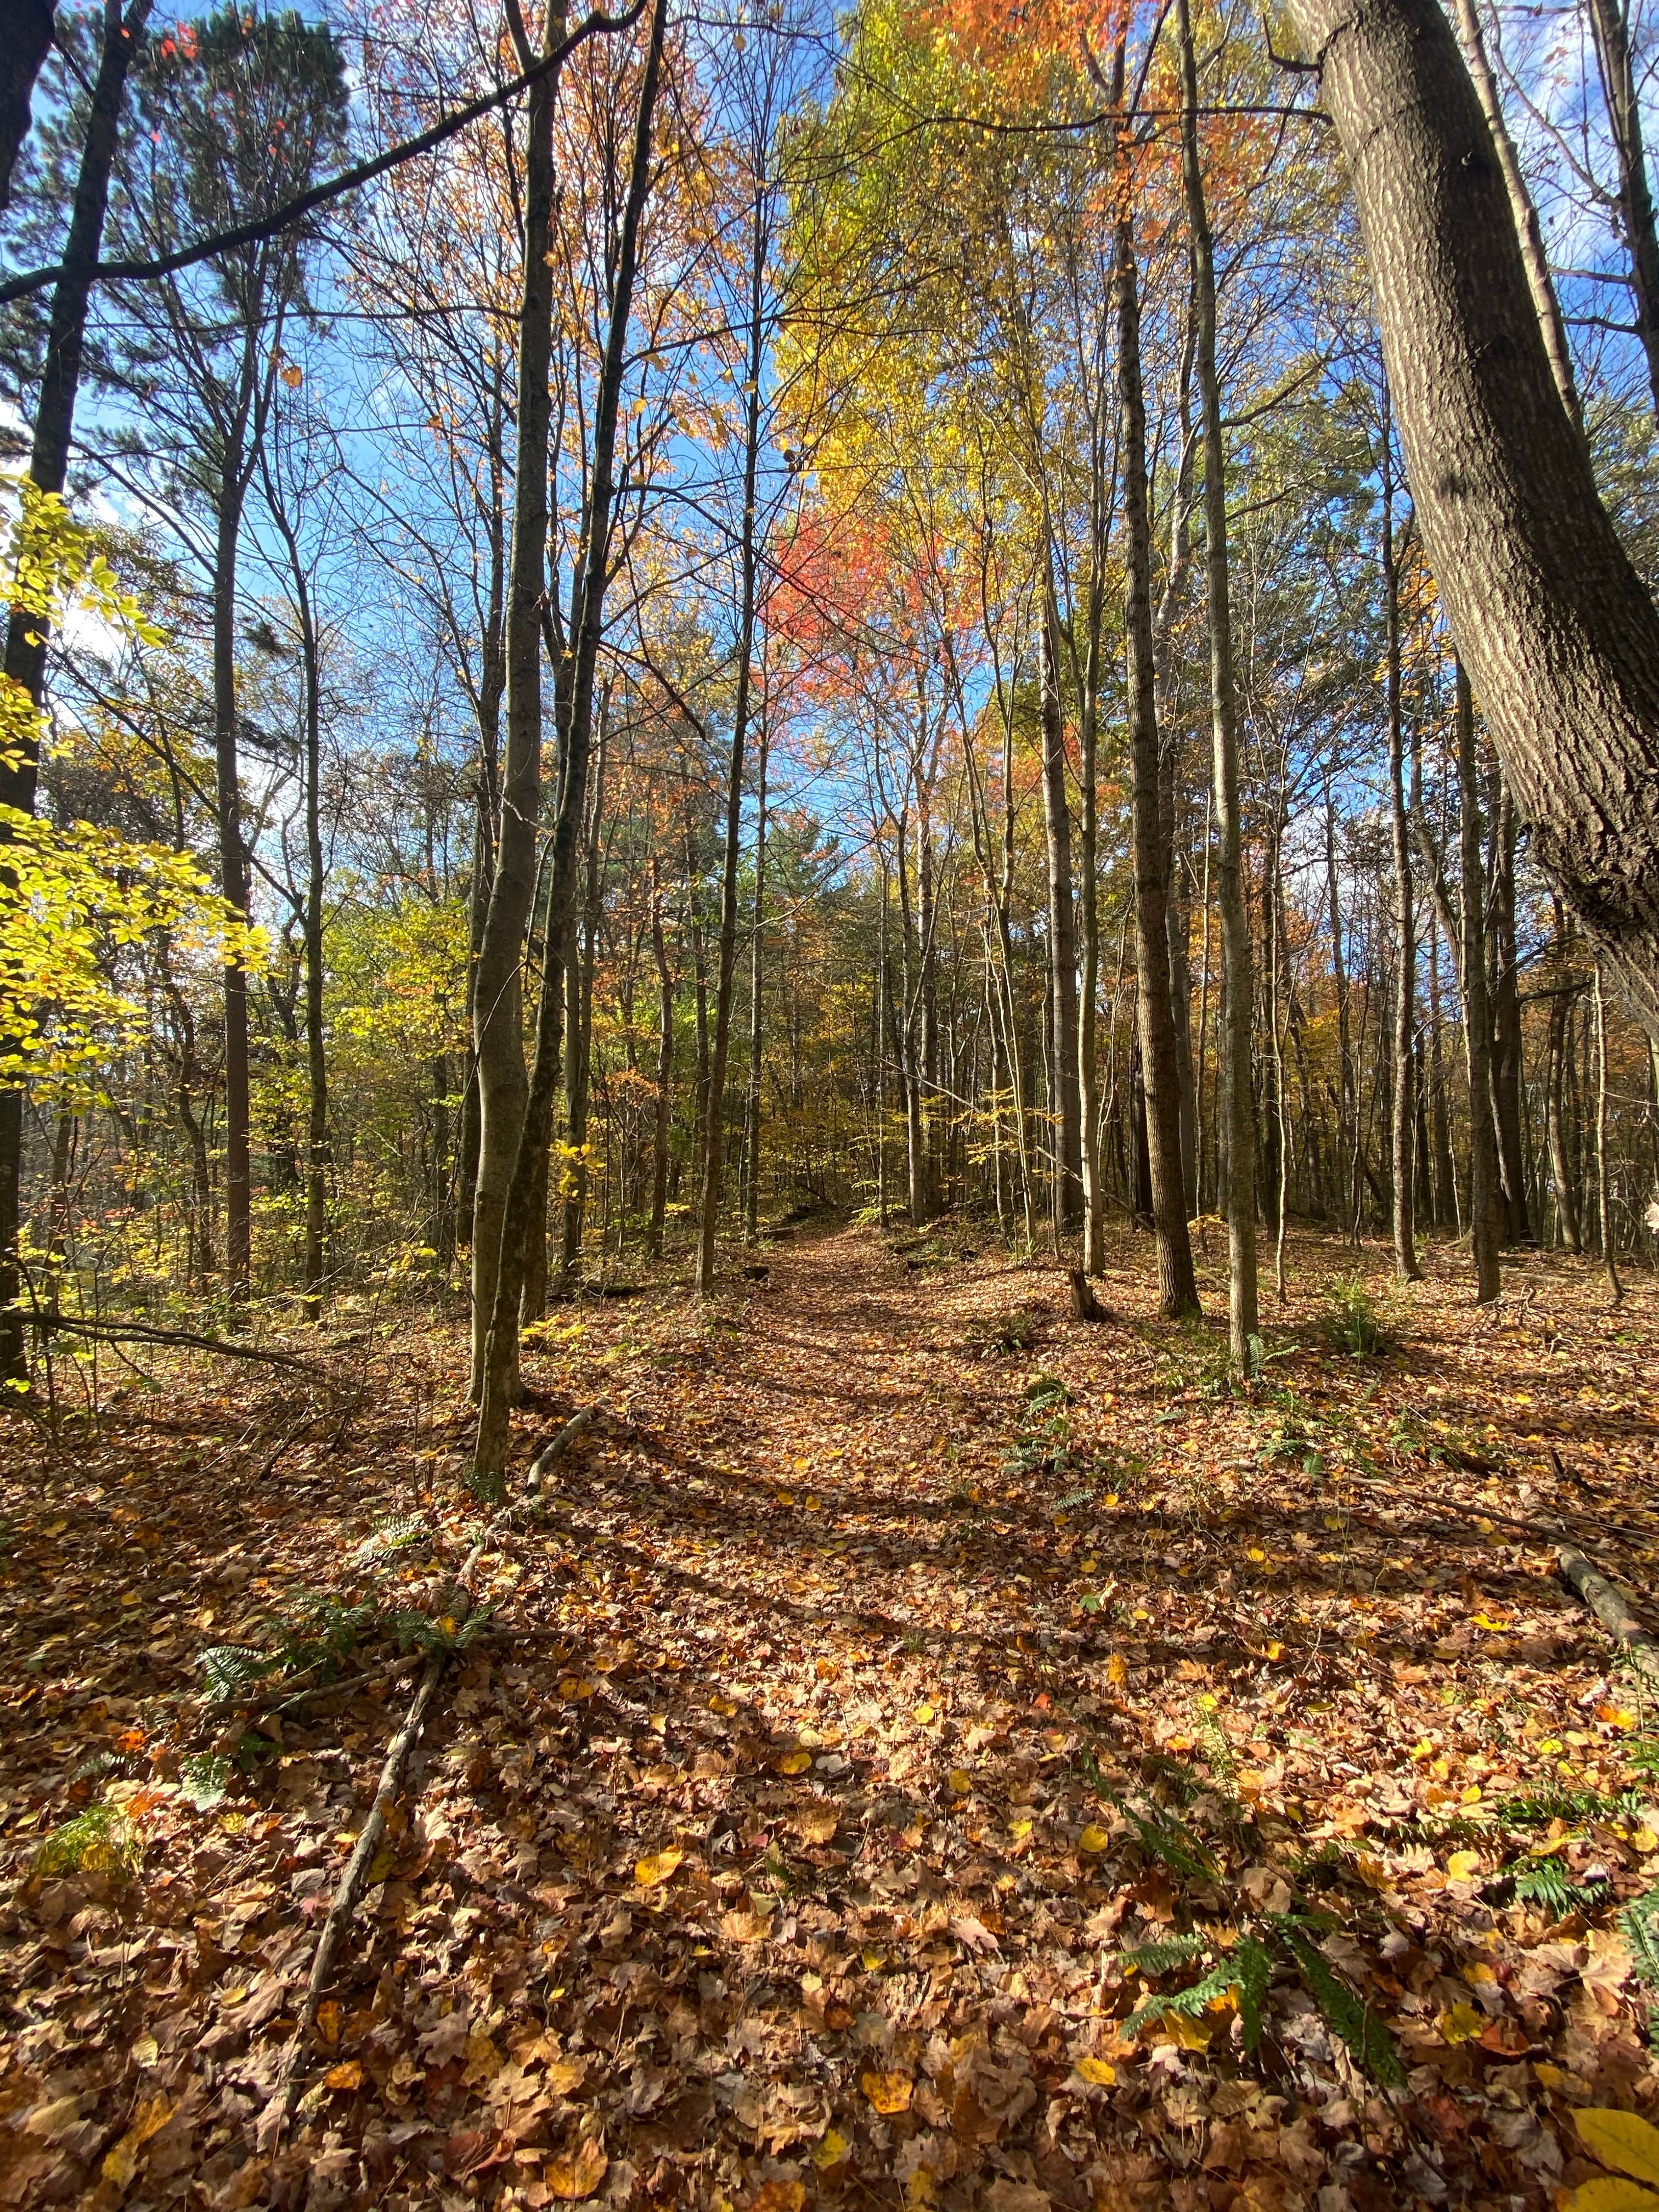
[545,2138,609,2200]
[862,2069,913,2115]
[635,1844,685,1887]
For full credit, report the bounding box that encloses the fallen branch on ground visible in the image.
[527,1402,599,1489]
[1556,1548,1659,1685]
[30,1312,334,1380]
[268,1525,500,2135]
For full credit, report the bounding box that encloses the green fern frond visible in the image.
[199,1644,275,1702]
[1232,1937,1275,2053]
[1117,1932,1211,1977]
[1281,1928,1404,2086]
[1130,1809,1218,1881]
[1622,1882,1659,1991]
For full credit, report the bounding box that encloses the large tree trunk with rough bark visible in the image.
[1282,0,1659,1042]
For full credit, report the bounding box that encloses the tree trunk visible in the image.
[0,0,149,1381]
[743,699,769,1244]
[697,160,768,1295]
[1118,198,1199,1319]
[1381,415,1421,1282]
[466,0,563,1400]
[1456,660,1503,1302]
[1587,0,1659,420]
[1546,896,1582,1250]
[1446,0,1583,428]
[648,849,673,1259]
[473,0,663,1486]
[1594,964,1624,1301]
[0,0,54,215]
[1281,0,1659,1041]
[1180,0,1256,1361]
[1489,768,1531,1240]
[558,697,608,1289]
[1040,591,1082,1235]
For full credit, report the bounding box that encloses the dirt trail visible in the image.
[2,1224,1658,2207]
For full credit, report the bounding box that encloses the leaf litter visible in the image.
[1,1223,1657,2209]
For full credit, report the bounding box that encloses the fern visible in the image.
[1511,1854,1606,1916]
[1231,1937,1275,2053]
[180,1751,233,1810]
[1622,1883,1659,1998]
[1118,1932,1211,1977]
[1280,1928,1404,2086]
[34,1801,142,1877]
[351,1513,427,1567]
[1120,1937,1276,2050]
[199,1643,275,1702]
[1130,1809,1218,1882]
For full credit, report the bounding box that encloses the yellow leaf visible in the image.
[325,2060,363,2092]
[795,1805,839,1844]
[635,1846,685,1888]
[1447,1850,1481,1880]
[1078,1823,1110,1853]
[913,1703,935,1723]
[948,1768,973,1793]
[709,1694,737,1717]
[1158,2011,1211,2050]
[100,2094,172,2187]
[1563,2182,1659,2211]
[1576,2109,1659,2188]
[1265,1640,1283,1660]
[1535,2062,1570,2090]
[1247,1547,1267,1563]
[751,2185,805,2212]
[1075,2056,1116,2085]
[1009,1817,1034,1842]
[1438,2003,1484,2045]
[862,2069,913,2115]
[1635,1829,1659,1854]
[280,362,303,387]
[545,2138,609,2201]
[315,1999,342,2046]
[1600,1706,1638,1730]
[777,1750,812,1775]
[812,2129,850,2170]
[544,2057,587,2095]
[1107,1654,1128,1687]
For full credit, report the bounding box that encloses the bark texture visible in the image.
[1282,0,1659,1041]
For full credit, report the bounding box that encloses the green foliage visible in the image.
[179,1751,234,1810]
[1279,1927,1406,2086]
[1621,1882,1659,2036]
[272,1590,378,1678]
[34,1798,142,1878]
[1128,1808,1218,1882]
[199,1643,276,1703]
[1325,1278,1389,1358]
[351,1513,429,1568]
[1511,1853,1607,1916]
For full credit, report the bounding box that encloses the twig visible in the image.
[31,1313,333,1380]
[267,1494,533,2138]
[259,1651,426,1720]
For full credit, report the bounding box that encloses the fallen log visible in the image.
[1556,1547,1659,1686]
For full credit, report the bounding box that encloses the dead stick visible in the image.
[272,1532,493,2128]
[527,1403,599,1489]
[1557,1548,1659,1683]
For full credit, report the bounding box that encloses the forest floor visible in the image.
[2,1221,1658,2212]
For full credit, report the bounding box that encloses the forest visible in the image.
[3,0,1659,2204]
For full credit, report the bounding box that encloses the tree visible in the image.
[0,0,55,215]
[112,8,347,1305]
[2,0,153,1382]
[1177,0,1257,1363]
[1281,0,1659,1045]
